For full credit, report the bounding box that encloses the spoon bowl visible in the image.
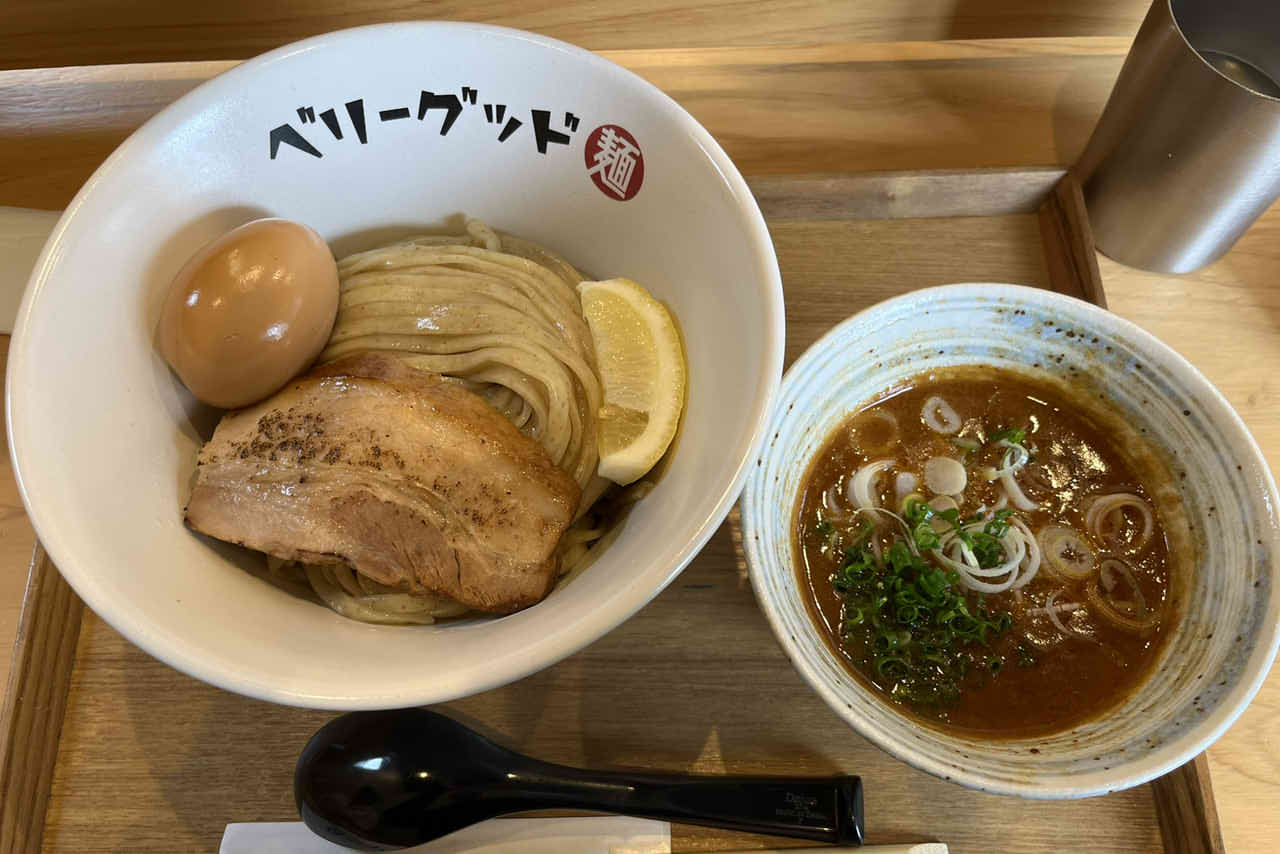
[295,709,864,850]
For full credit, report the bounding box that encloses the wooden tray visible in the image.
[0,166,1224,854]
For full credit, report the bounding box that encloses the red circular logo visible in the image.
[584,124,644,201]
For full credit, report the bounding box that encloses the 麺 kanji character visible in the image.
[586,126,642,197]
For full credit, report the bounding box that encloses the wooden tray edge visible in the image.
[0,168,1224,854]
[0,547,83,854]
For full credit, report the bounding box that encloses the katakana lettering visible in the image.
[530,109,572,154]
[417,91,462,135]
[319,108,343,139]
[345,99,368,144]
[497,117,522,141]
[267,86,589,162]
[269,124,322,159]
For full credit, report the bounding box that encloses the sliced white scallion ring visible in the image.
[851,409,900,455]
[929,520,1033,593]
[847,505,921,555]
[848,459,896,510]
[921,395,962,434]
[1000,468,1039,511]
[1038,525,1096,580]
[1030,599,1083,617]
[987,440,1030,477]
[927,495,959,513]
[1087,557,1160,633]
[1043,589,1095,641]
[1009,516,1042,589]
[937,525,1026,578]
[924,456,967,495]
[1084,492,1155,552]
[824,480,853,520]
[894,471,918,505]
[924,494,957,533]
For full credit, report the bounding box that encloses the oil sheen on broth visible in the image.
[795,367,1178,738]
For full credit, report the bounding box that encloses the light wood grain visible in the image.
[0,548,82,854]
[43,500,1158,854]
[1151,754,1225,854]
[1038,170,1106,308]
[750,168,1067,222]
[0,0,1152,69]
[20,189,1184,854]
[0,336,36,693]
[0,38,1135,211]
[2,40,1280,854]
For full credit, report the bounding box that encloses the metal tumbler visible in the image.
[1077,0,1280,274]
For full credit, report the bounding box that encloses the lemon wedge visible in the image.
[578,277,687,485]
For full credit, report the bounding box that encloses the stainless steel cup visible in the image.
[1077,0,1280,273]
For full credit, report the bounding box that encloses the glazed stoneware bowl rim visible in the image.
[741,282,1280,798]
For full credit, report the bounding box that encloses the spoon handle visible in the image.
[505,760,864,844]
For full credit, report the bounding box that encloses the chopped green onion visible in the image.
[989,426,1028,445]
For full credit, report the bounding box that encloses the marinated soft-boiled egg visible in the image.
[158,218,339,409]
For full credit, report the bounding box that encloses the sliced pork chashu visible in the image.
[185,353,581,613]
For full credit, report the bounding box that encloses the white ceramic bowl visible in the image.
[741,283,1280,798]
[6,23,783,709]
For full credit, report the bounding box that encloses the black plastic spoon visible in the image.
[295,709,864,851]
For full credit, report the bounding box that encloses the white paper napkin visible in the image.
[0,206,60,334]
[219,817,671,854]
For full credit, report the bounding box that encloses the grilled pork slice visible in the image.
[185,353,580,614]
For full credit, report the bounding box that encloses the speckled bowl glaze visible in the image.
[741,283,1280,798]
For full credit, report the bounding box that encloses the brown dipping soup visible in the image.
[795,367,1181,738]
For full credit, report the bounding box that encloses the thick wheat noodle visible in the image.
[424,359,550,435]
[344,337,581,471]
[335,337,585,475]
[282,222,622,624]
[337,248,589,343]
[340,278,554,321]
[322,331,597,479]
[473,381,534,428]
[328,306,598,393]
[397,348,555,430]
[321,329,598,417]
[325,313,596,419]
[339,275,568,332]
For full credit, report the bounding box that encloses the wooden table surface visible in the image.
[2,34,1279,852]
[0,0,1154,68]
